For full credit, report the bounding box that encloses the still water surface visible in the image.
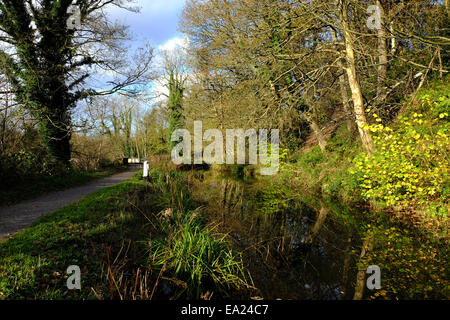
[191,172,362,300]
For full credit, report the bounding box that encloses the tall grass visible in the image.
[145,163,253,299]
[151,212,251,298]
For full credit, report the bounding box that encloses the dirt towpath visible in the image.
[0,168,139,239]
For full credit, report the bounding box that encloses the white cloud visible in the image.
[153,35,190,71]
[157,36,189,52]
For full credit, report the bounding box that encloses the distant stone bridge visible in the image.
[123,158,144,167]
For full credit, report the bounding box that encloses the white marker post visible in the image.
[143,161,149,178]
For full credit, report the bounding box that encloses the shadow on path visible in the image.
[0,168,139,239]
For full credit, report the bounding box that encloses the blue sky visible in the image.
[107,0,187,49]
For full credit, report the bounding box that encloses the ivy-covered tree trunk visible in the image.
[34,64,73,165]
[39,107,72,165]
[0,1,80,166]
[167,71,185,148]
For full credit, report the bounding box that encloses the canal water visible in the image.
[190,171,362,300]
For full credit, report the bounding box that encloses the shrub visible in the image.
[351,95,449,218]
[0,151,41,182]
[300,145,325,166]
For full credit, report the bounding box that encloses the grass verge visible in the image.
[0,166,127,207]
[0,167,251,300]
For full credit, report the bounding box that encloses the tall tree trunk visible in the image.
[37,81,72,166]
[390,22,397,56]
[40,114,72,166]
[331,29,353,132]
[340,1,374,154]
[0,85,8,152]
[376,1,388,106]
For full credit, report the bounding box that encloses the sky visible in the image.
[106,0,187,51]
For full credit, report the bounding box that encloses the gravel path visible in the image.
[0,168,139,239]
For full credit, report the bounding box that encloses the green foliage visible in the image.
[147,164,194,211]
[0,151,41,181]
[229,165,249,181]
[297,145,326,167]
[0,150,69,180]
[351,94,449,216]
[287,125,361,201]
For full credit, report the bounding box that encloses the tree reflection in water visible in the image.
[191,172,361,300]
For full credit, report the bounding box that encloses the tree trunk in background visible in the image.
[331,29,353,132]
[167,71,185,149]
[376,1,388,106]
[1,96,7,152]
[390,22,397,56]
[339,73,354,132]
[0,83,9,153]
[302,113,327,152]
[341,1,374,154]
[310,119,327,152]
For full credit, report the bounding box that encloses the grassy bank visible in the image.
[284,123,363,203]
[0,167,251,300]
[0,172,148,299]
